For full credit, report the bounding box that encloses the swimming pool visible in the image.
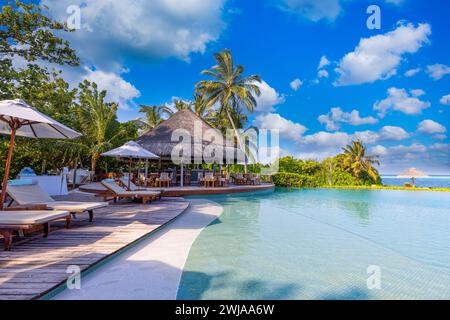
[178,188,450,300]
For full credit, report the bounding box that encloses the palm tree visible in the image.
[195,49,261,172]
[136,104,171,131]
[76,81,125,172]
[342,140,380,182]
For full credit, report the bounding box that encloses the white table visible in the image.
[18,175,68,196]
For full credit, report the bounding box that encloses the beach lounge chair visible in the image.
[6,181,107,222]
[0,209,71,250]
[101,179,160,204]
[119,177,165,198]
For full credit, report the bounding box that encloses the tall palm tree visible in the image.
[136,104,171,131]
[342,140,380,182]
[195,49,261,172]
[76,81,125,172]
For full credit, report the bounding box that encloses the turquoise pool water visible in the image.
[178,188,450,300]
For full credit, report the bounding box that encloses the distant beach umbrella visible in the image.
[101,141,159,189]
[0,99,81,209]
[397,168,429,187]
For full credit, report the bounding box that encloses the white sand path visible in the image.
[53,199,223,300]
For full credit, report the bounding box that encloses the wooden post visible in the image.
[72,157,78,190]
[128,157,132,190]
[0,126,17,210]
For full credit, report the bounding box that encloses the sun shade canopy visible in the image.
[0,99,81,139]
[101,141,159,159]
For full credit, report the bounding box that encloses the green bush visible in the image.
[272,172,317,188]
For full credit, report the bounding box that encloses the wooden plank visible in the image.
[0,198,190,300]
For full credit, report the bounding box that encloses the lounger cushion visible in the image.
[0,210,70,225]
[102,180,160,197]
[7,183,54,203]
[43,201,107,213]
[7,183,108,212]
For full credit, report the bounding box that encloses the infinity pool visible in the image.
[178,188,450,300]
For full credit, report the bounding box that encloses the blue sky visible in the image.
[31,0,450,174]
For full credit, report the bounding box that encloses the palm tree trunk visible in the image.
[91,154,98,173]
[225,107,248,173]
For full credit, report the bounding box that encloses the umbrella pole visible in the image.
[128,157,132,190]
[0,127,17,210]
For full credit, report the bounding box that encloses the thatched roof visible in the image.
[136,109,242,162]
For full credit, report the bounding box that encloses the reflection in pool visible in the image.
[178,188,450,300]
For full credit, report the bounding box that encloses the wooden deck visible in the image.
[0,196,190,300]
[80,182,275,197]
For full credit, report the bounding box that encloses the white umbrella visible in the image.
[0,99,81,209]
[101,141,159,188]
[397,168,428,187]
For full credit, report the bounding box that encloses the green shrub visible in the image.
[272,172,317,188]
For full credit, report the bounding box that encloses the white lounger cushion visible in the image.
[6,183,108,212]
[43,201,107,213]
[119,177,165,193]
[102,180,160,197]
[0,210,70,225]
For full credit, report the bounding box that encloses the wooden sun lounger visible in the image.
[119,178,165,198]
[101,180,161,204]
[0,209,71,251]
[7,183,108,222]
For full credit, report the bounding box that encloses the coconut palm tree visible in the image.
[136,104,171,132]
[195,49,261,172]
[76,81,125,172]
[342,140,380,182]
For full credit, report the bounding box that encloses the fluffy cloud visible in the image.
[254,80,285,112]
[318,107,378,131]
[84,68,141,109]
[373,87,431,117]
[275,0,342,22]
[254,113,307,142]
[317,69,329,78]
[289,78,303,91]
[404,68,421,77]
[371,143,427,156]
[379,126,410,140]
[440,94,450,106]
[417,120,447,134]
[318,56,330,69]
[41,0,227,69]
[334,23,431,86]
[296,125,410,160]
[427,64,450,80]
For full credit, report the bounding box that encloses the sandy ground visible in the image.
[53,198,223,300]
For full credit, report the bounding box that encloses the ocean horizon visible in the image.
[381,176,450,188]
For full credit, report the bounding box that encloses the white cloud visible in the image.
[275,0,342,22]
[41,0,227,69]
[430,143,450,152]
[371,143,427,156]
[254,80,285,113]
[84,68,141,110]
[417,120,447,134]
[404,68,421,77]
[385,0,405,4]
[433,134,447,140]
[318,56,330,69]
[289,78,303,91]
[334,22,431,86]
[379,126,410,140]
[318,69,329,78]
[410,89,425,97]
[318,107,378,131]
[427,64,450,80]
[373,87,431,117]
[254,113,307,142]
[440,94,450,106]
